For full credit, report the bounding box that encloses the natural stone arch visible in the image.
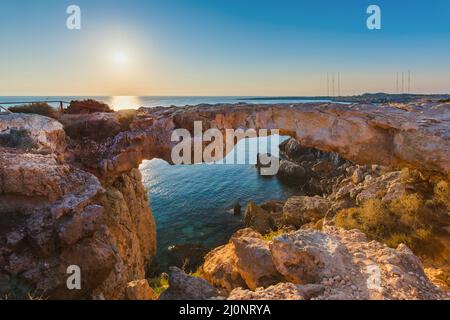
[99,103,450,181]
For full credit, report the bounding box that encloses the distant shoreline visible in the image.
[1,93,450,110]
[239,93,450,104]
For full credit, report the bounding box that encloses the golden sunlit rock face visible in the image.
[0,99,449,300]
[95,101,450,180]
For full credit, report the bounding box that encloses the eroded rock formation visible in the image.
[0,114,156,299]
[97,102,450,180]
[0,113,65,153]
[1,99,449,300]
[159,267,219,300]
[201,227,446,300]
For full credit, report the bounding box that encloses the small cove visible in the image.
[140,136,297,271]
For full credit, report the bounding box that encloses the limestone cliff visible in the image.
[0,114,156,299]
[1,99,449,300]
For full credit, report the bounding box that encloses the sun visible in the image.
[112,51,128,65]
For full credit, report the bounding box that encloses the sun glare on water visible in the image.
[110,96,140,110]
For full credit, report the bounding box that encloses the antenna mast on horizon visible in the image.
[396,72,399,94]
[332,73,335,97]
[402,72,405,93]
[337,72,341,97]
[327,72,330,97]
[408,71,411,94]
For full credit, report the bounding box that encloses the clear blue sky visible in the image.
[1,0,449,95]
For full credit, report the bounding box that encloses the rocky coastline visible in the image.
[0,99,449,300]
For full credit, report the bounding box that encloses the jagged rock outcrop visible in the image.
[0,152,98,204]
[91,169,157,299]
[270,229,350,284]
[201,243,246,293]
[126,279,157,300]
[308,227,446,300]
[279,137,345,167]
[282,196,331,228]
[0,113,156,300]
[278,138,354,195]
[231,236,282,290]
[330,168,408,207]
[242,156,449,294]
[277,160,306,182]
[244,202,277,234]
[0,113,66,153]
[0,151,156,299]
[243,196,331,235]
[228,283,325,300]
[159,267,219,300]
[202,228,262,292]
[277,138,351,194]
[204,227,446,300]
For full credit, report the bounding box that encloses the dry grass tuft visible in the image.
[335,177,449,259]
[9,102,59,119]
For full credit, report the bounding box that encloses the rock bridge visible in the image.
[99,102,450,179]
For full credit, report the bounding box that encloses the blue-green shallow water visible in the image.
[140,137,297,271]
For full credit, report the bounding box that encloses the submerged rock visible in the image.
[233,202,242,216]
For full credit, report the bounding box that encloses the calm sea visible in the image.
[2,96,323,271]
[0,95,331,109]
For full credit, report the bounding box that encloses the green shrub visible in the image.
[434,180,450,209]
[9,102,59,119]
[263,229,284,241]
[189,267,204,278]
[335,187,448,259]
[149,268,204,296]
[149,274,169,296]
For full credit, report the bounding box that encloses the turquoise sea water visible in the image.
[140,136,297,271]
